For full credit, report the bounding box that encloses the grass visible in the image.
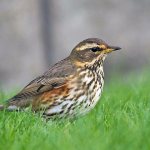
[0,71,150,150]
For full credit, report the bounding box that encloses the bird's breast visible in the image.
[42,63,104,118]
[69,64,104,115]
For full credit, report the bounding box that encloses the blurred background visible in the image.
[0,0,150,91]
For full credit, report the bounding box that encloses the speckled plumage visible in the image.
[0,38,121,119]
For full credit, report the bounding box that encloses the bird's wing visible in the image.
[8,57,76,106]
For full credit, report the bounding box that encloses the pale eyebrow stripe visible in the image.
[76,43,98,51]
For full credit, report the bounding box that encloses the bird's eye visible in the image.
[90,47,102,52]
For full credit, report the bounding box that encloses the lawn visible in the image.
[0,71,150,150]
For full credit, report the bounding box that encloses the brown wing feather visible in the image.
[7,57,76,108]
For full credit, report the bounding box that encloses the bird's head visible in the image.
[70,38,121,67]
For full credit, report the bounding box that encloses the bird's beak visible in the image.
[104,46,121,54]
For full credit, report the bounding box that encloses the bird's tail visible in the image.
[0,96,23,111]
[0,102,21,111]
[0,96,33,111]
[0,104,4,110]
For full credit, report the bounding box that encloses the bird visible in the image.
[0,38,121,119]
